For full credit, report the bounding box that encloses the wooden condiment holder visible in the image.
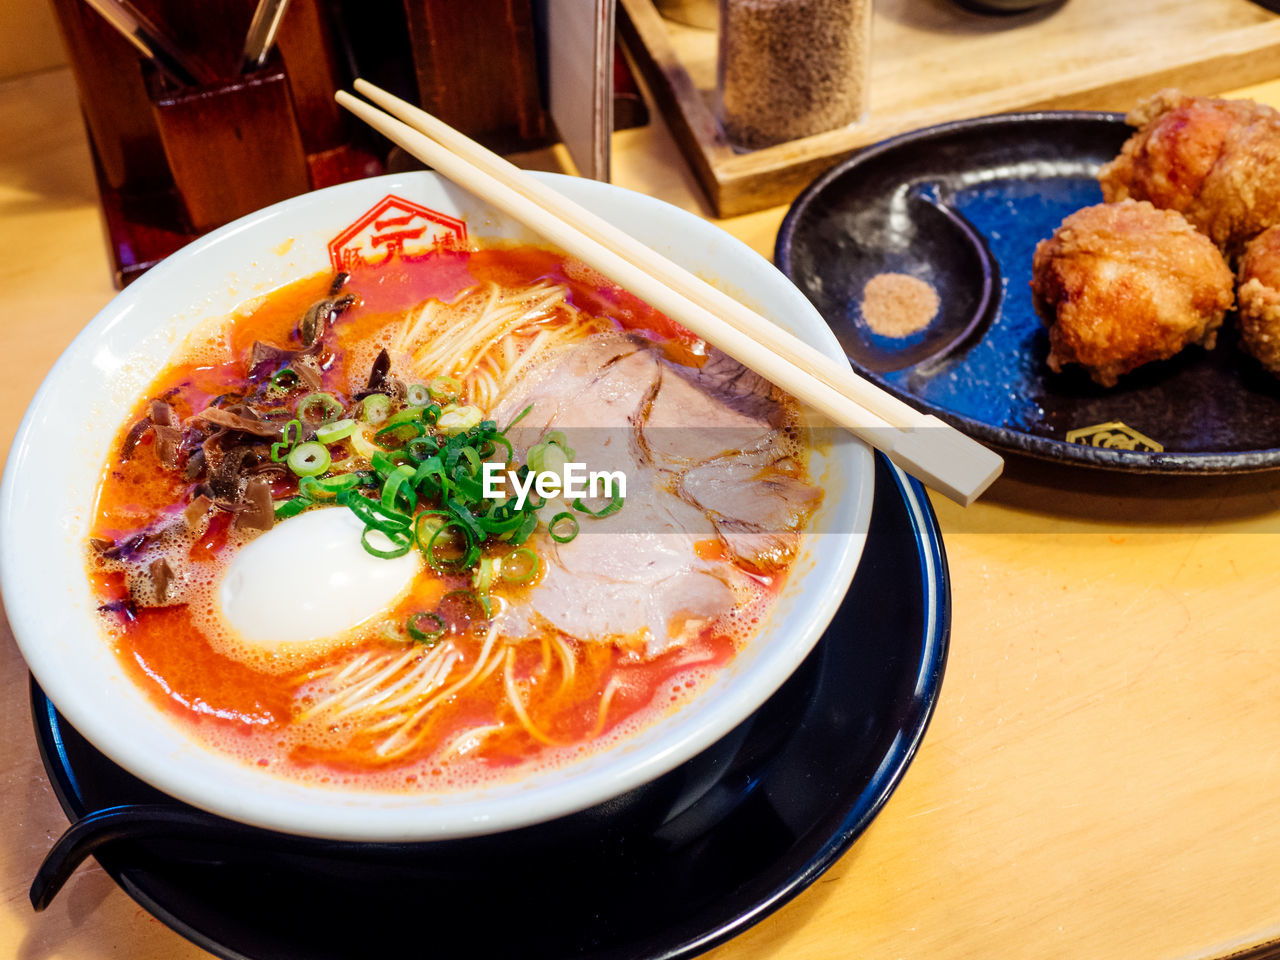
[47,0,383,287]
[48,0,645,285]
[401,0,549,152]
[145,54,310,233]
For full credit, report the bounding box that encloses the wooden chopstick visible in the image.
[336,85,1004,504]
[355,80,926,432]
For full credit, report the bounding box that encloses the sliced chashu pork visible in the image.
[677,441,821,570]
[493,333,820,654]
[520,473,736,652]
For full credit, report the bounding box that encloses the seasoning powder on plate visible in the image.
[860,273,939,338]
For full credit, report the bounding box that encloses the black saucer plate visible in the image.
[31,455,947,960]
[777,111,1280,473]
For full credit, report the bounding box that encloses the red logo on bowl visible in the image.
[328,195,467,271]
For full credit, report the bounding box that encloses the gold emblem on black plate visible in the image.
[1064,421,1163,452]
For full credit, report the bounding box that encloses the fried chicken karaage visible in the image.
[1237,224,1280,374]
[1099,90,1280,255]
[1031,200,1235,387]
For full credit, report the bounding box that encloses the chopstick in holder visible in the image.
[241,0,293,73]
[82,0,215,86]
[336,86,1004,505]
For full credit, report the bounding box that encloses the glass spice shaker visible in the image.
[718,0,872,150]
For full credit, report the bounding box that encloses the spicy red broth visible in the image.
[86,245,816,791]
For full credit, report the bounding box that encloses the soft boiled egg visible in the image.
[217,507,421,654]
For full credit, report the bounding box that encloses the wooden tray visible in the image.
[618,0,1280,217]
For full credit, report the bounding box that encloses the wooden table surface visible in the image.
[4,66,1280,960]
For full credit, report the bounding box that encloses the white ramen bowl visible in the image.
[0,173,874,842]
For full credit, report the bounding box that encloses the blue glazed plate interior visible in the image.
[778,112,1280,473]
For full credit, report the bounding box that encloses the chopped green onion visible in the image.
[445,495,485,541]
[405,383,431,406]
[376,422,428,446]
[267,368,299,398]
[338,489,412,532]
[572,490,625,518]
[544,430,574,459]
[442,441,466,473]
[479,432,513,464]
[361,525,413,559]
[375,406,430,443]
[405,437,440,462]
[370,450,405,478]
[385,406,427,428]
[428,375,463,402]
[506,510,540,546]
[406,611,445,645]
[361,394,391,424]
[474,502,526,535]
[318,393,593,593]
[437,405,482,436]
[270,419,302,461]
[349,425,382,461]
[413,510,449,547]
[424,521,476,569]
[501,547,539,583]
[549,512,579,543]
[316,418,356,443]
[412,458,450,499]
[299,473,361,500]
[527,440,569,476]
[459,445,482,476]
[526,443,546,474]
[297,392,344,424]
[502,404,533,433]
[273,495,312,520]
[472,556,494,594]
[287,441,331,477]
[381,464,418,513]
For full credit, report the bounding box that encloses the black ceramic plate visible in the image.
[777,111,1280,473]
[30,455,947,960]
